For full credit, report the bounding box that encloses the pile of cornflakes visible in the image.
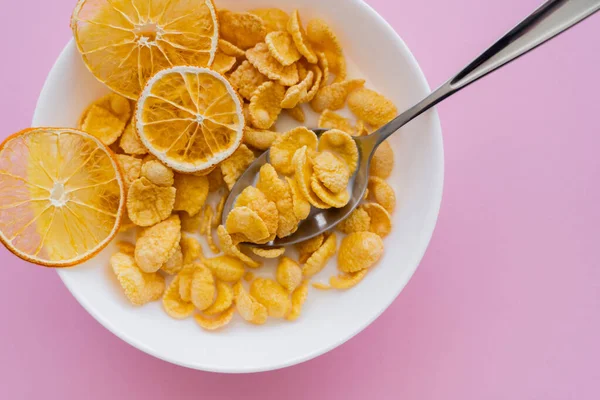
[80,6,398,330]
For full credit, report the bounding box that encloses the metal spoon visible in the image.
[223,0,600,248]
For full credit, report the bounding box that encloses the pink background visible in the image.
[1,0,599,398]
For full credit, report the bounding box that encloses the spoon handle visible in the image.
[368,0,600,150]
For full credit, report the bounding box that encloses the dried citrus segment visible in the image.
[218,39,245,57]
[225,206,270,243]
[178,263,197,302]
[203,281,234,315]
[318,129,359,173]
[117,154,142,187]
[250,278,292,318]
[116,241,135,255]
[338,231,384,273]
[266,31,301,66]
[72,0,218,99]
[235,186,278,236]
[161,243,183,274]
[369,140,394,179]
[362,203,392,238]
[302,232,337,277]
[163,276,194,319]
[127,177,176,226]
[219,10,266,50]
[348,88,397,127]
[286,105,305,122]
[276,256,302,292]
[247,43,299,86]
[330,269,368,289]
[249,81,285,129]
[243,127,279,151]
[135,214,181,273]
[111,252,165,305]
[180,211,203,233]
[211,52,237,74]
[220,144,255,190]
[140,160,174,187]
[286,176,311,221]
[281,71,314,109]
[204,255,245,283]
[173,173,208,216]
[251,247,286,259]
[190,264,216,310]
[295,233,324,257]
[81,105,127,145]
[181,233,203,264]
[228,61,269,101]
[292,146,330,209]
[311,175,349,208]
[0,128,126,267]
[310,79,365,112]
[136,66,244,173]
[250,8,289,33]
[313,151,350,194]
[233,281,268,324]
[79,93,132,127]
[318,109,354,135]
[217,225,261,268]
[287,10,317,63]
[337,206,370,234]
[286,280,308,321]
[270,127,318,175]
[119,120,148,155]
[195,305,235,330]
[368,176,396,213]
[306,19,346,82]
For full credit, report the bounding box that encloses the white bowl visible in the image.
[32,0,443,373]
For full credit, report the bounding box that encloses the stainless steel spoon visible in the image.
[223,0,600,248]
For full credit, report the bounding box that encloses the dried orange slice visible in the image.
[136,66,244,173]
[0,128,125,267]
[71,0,219,100]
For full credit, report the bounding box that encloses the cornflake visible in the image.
[347,87,397,127]
[110,252,165,306]
[302,232,337,277]
[293,146,330,209]
[140,160,174,187]
[330,269,369,289]
[337,206,370,234]
[119,120,147,155]
[135,215,181,273]
[313,151,350,194]
[287,10,317,63]
[225,206,270,243]
[286,105,305,122]
[249,81,285,129]
[338,232,384,273]
[234,281,268,324]
[318,109,354,135]
[217,225,262,268]
[220,144,255,190]
[250,278,292,318]
[246,43,299,86]
[163,276,194,319]
[127,177,175,226]
[368,176,396,213]
[219,10,266,50]
[276,256,302,292]
[369,140,394,179]
[266,31,301,66]
[218,39,245,58]
[250,8,289,33]
[204,255,245,283]
[203,281,234,315]
[318,129,359,173]
[281,71,314,109]
[190,264,216,311]
[310,79,365,112]
[117,154,142,187]
[81,104,127,145]
[194,306,235,330]
[244,127,279,150]
[173,173,209,217]
[229,61,270,101]
[251,247,286,259]
[270,127,318,175]
[286,280,309,321]
[362,202,392,238]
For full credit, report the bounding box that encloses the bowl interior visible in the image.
[32,0,443,372]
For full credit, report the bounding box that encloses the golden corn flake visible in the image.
[293,146,330,209]
[161,244,183,275]
[117,154,142,187]
[361,202,392,238]
[303,63,323,103]
[338,231,384,273]
[181,234,203,265]
[190,264,216,311]
[163,276,195,319]
[110,252,165,306]
[119,121,147,155]
[207,166,225,192]
[233,281,268,325]
[250,278,292,318]
[302,232,337,277]
[140,160,174,187]
[367,176,396,213]
[265,31,301,66]
[204,255,245,283]
[229,61,270,101]
[270,127,318,175]
[330,269,368,290]
[276,256,302,292]
[173,173,209,217]
[244,127,279,151]
[177,263,197,302]
[203,281,234,315]
[281,71,314,109]
[318,109,354,135]
[296,233,324,256]
[312,282,331,290]
[313,151,350,194]
[226,206,270,243]
[135,214,181,273]
[204,209,220,254]
[127,177,176,226]
[250,8,289,33]
[214,193,227,228]
[255,163,297,238]
[116,241,135,255]
[306,19,346,82]
[81,104,127,145]
[287,10,317,64]
[217,225,262,268]
[246,43,299,86]
[79,93,131,126]
[195,306,235,331]
[286,105,305,122]
[180,210,203,233]
[235,186,278,236]
[286,280,309,321]
[337,206,370,234]
[251,247,286,259]
[218,38,245,58]
[286,176,311,221]
[220,144,255,190]
[318,129,359,173]
[369,140,394,179]
[211,51,237,75]
[316,51,330,86]
[310,79,365,112]
[347,88,397,127]
[355,119,370,136]
[249,81,285,130]
[311,175,350,208]
[219,10,266,50]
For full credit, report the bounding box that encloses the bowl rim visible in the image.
[32,0,444,373]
